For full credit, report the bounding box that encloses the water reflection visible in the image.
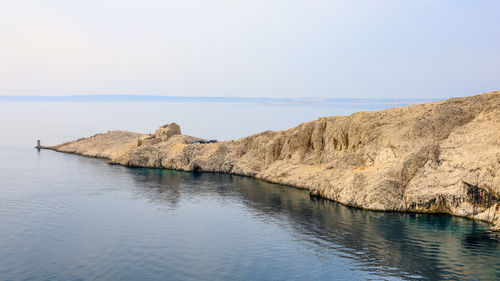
[128,168,184,209]
[125,168,500,280]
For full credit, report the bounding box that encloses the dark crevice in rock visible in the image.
[192,163,202,172]
[464,181,499,212]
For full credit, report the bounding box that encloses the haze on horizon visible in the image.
[1,0,499,99]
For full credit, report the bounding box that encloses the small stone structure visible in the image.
[139,123,182,146]
[155,123,181,141]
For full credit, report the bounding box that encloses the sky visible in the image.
[0,0,499,98]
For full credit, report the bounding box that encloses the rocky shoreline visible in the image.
[42,92,500,230]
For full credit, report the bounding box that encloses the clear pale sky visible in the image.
[1,0,499,98]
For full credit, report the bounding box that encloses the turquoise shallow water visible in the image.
[1,101,500,280]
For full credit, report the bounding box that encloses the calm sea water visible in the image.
[1,101,500,280]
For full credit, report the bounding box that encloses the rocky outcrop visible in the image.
[154,122,181,140]
[45,91,500,230]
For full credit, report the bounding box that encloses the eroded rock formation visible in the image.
[44,92,500,230]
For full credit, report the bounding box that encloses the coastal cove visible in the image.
[43,92,500,230]
[2,147,500,280]
[2,96,500,280]
[3,1,500,279]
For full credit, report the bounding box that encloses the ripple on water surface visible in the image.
[0,147,500,280]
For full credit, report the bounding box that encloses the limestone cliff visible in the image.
[44,92,500,230]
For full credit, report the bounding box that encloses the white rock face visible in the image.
[47,92,500,230]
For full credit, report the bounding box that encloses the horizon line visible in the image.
[0,94,443,105]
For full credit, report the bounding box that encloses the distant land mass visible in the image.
[0,95,438,105]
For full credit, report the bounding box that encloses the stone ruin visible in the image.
[137,123,182,146]
[155,122,181,140]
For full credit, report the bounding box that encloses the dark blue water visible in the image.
[1,102,500,280]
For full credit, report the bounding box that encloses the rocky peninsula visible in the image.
[42,92,500,230]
